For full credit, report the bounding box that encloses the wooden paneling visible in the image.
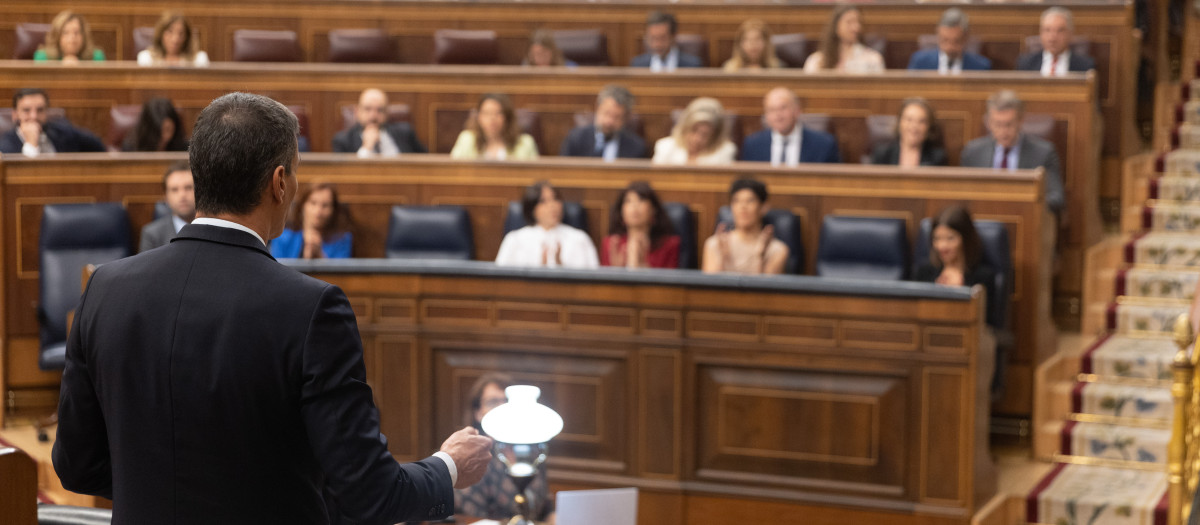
[0,446,37,525]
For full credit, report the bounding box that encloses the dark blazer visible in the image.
[0,119,106,154]
[906,49,992,71]
[869,140,949,166]
[559,124,646,159]
[741,127,841,164]
[1015,51,1095,72]
[630,48,703,68]
[138,215,178,253]
[960,134,1064,214]
[332,122,427,155]
[53,224,453,524]
[913,262,999,327]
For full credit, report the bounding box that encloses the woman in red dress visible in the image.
[601,181,681,269]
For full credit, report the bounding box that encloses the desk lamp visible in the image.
[479,385,563,525]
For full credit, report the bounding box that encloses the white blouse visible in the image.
[651,137,738,166]
[137,49,211,67]
[495,224,599,269]
[803,43,884,74]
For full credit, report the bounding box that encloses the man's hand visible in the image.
[361,124,381,152]
[440,426,493,489]
[19,121,41,147]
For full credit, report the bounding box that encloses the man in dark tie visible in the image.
[1015,7,1095,76]
[558,84,646,160]
[741,87,840,166]
[960,89,1064,215]
[53,92,493,524]
[907,8,992,73]
[331,88,427,157]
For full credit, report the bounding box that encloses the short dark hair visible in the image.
[13,88,48,109]
[729,177,767,204]
[521,180,561,226]
[646,11,678,35]
[189,92,298,216]
[608,181,674,242]
[162,160,191,191]
[929,205,984,269]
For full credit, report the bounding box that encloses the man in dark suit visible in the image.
[0,88,105,156]
[629,11,702,71]
[960,90,1064,215]
[741,87,840,165]
[559,84,646,160]
[907,8,992,73]
[138,160,195,253]
[331,88,427,157]
[1015,7,1095,75]
[53,92,492,524]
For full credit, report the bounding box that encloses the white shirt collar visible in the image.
[171,215,188,233]
[938,51,962,74]
[650,47,680,72]
[1041,49,1071,76]
[191,217,267,247]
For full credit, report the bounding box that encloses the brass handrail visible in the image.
[1170,313,1197,524]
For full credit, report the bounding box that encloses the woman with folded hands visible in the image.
[269,182,353,259]
[702,178,788,274]
[450,93,539,161]
[601,181,680,269]
[869,97,948,167]
[495,181,598,268]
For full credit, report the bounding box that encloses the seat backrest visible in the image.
[385,205,474,260]
[328,28,397,63]
[915,34,983,55]
[662,202,697,269]
[864,114,896,162]
[815,215,907,280]
[913,218,1012,331]
[340,103,412,131]
[132,26,156,55]
[108,104,142,151]
[39,203,132,370]
[554,29,608,66]
[771,32,808,68]
[674,34,708,67]
[515,109,543,153]
[798,113,832,135]
[1022,35,1091,59]
[232,29,301,62]
[863,33,887,56]
[285,105,311,147]
[503,200,588,235]
[14,23,50,60]
[432,29,498,65]
[715,206,804,274]
[153,201,170,220]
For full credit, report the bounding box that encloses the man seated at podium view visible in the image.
[0,88,105,156]
[52,92,492,524]
[138,160,195,253]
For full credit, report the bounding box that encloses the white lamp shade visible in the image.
[480,385,564,445]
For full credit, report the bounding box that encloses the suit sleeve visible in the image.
[139,223,158,253]
[559,129,580,157]
[52,273,114,499]
[824,136,842,163]
[331,129,355,153]
[300,286,453,524]
[400,125,428,154]
[74,126,108,153]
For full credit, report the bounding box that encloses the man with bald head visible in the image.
[1016,7,1095,75]
[332,88,426,157]
[741,87,840,166]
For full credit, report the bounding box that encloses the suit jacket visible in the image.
[558,124,646,159]
[906,49,992,71]
[1015,51,1096,73]
[869,140,949,166]
[0,119,106,154]
[53,224,453,524]
[741,127,841,164]
[138,215,178,253]
[331,122,427,155]
[630,49,703,69]
[960,134,1064,214]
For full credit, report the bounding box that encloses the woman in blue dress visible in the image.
[270,182,353,259]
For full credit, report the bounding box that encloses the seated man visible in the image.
[630,11,702,71]
[741,87,840,166]
[1016,7,1095,75]
[0,88,105,156]
[960,90,1064,215]
[332,88,427,157]
[139,160,195,253]
[908,8,991,73]
[559,84,646,160]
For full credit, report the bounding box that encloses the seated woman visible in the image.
[523,29,576,68]
[869,97,948,167]
[34,11,105,63]
[912,206,995,298]
[651,97,737,166]
[455,373,554,522]
[702,178,789,274]
[450,93,540,161]
[137,11,210,67]
[495,181,598,268]
[269,182,353,259]
[601,181,680,269]
[803,5,884,74]
[722,19,782,72]
[122,98,188,152]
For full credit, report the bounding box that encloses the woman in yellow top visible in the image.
[450,93,539,161]
[34,11,106,63]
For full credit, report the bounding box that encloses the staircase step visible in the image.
[1106,300,1189,334]
[1026,463,1167,525]
[1164,149,1200,175]
[1116,267,1199,300]
[1060,420,1170,464]
[1154,177,1200,203]
[1126,231,1200,266]
[1182,123,1200,148]
[1144,202,1200,232]
[1186,100,1200,126]
[1072,381,1172,422]
[1081,334,1178,381]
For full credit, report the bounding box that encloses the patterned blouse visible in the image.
[454,455,553,521]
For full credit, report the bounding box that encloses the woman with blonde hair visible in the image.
[651,97,737,165]
[803,5,884,73]
[34,10,105,63]
[137,11,210,67]
[723,19,782,71]
[450,93,539,161]
[523,29,576,67]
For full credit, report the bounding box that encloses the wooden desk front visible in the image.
[0,154,1051,421]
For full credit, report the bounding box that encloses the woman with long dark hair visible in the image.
[912,205,995,297]
[803,5,883,73]
[602,181,680,268]
[123,98,188,152]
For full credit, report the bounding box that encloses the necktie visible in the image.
[776,137,788,166]
[999,147,1012,169]
[1049,54,1059,76]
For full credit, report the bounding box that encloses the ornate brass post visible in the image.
[1170,313,1196,525]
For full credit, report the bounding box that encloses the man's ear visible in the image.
[271,166,287,204]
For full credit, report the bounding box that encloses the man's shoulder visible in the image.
[963,51,992,69]
[0,129,21,153]
[802,127,837,146]
[1015,52,1040,70]
[1071,53,1096,71]
[566,124,595,139]
[1021,134,1057,154]
[384,121,415,135]
[678,52,703,68]
[630,53,651,67]
[908,48,937,68]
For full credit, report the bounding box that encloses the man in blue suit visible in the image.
[629,11,702,71]
[907,8,992,73]
[741,87,840,166]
